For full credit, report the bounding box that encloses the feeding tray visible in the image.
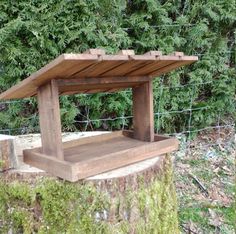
[23,131,178,181]
[0,49,198,181]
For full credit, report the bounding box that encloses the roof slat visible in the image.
[144,51,162,56]
[83,48,106,55]
[0,49,198,99]
[117,50,135,56]
[149,60,195,77]
[71,55,129,78]
[127,60,175,76]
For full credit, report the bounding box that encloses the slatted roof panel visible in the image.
[0,49,198,99]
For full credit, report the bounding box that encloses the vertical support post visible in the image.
[37,79,64,160]
[132,80,154,142]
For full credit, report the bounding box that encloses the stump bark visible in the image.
[1,153,179,234]
[0,135,18,171]
[84,154,179,233]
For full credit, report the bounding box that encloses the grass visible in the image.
[179,204,236,233]
[179,207,209,225]
[175,131,235,233]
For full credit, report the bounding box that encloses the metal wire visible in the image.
[0,81,216,106]
[0,74,235,151]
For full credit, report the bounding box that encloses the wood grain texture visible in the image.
[122,129,168,141]
[56,76,151,86]
[0,50,198,100]
[72,136,178,180]
[0,54,99,99]
[56,76,150,95]
[58,83,139,95]
[23,149,74,181]
[149,60,195,77]
[37,80,64,160]
[23,131,179,181]
[132,81,154,142]
[127,60,175,76]
[1,48,194,182]
[61,87,127,95]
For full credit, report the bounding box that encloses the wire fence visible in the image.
[0,77,235,153]
[0,43,235,152]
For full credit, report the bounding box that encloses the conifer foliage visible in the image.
[0,0,235,134]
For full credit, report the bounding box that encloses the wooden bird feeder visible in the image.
[0,49,198,181]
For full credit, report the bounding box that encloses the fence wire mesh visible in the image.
[0,77,235,154]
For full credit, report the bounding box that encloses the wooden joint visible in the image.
[171,51,184,57]
[83,48,106,56]
[117,50,135,56]
[144,51,162,57]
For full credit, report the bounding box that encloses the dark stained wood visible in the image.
[150,60,195,77]
[127,60,175,76]
[58,83,140,95]
[23,149,74,181]
[0,51,198,100]
[72,136,178,180]
[23,131,179,182]
[100,55,156,77]
[71,60,126,78]
[128,53,185,76]
[61,87,127,95]
[122,129,168,141]
[1,48,197,181]
[0,54,99,99]
[37,80,64,160]
[57,60,99,78]
[55,76,149,95]
[132,81,154,142]
[72,49,129,77]
[56,76,150,86]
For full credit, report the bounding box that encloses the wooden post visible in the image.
[37,80,64,160]
[132,80,154,142]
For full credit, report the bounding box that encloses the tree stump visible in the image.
[84,154,179,233]
[0,135,18,171]
[1,153,179,234]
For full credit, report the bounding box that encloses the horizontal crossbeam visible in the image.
[56,76,151,86]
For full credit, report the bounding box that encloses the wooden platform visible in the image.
[23,131,178,182]
[1,49,196,181]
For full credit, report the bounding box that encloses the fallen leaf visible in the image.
[208,208,223,227]
[213,167,220,173]
[193,193,205,201]
[182,221,203,234]
[209,187,221,201]
[177,162,191,169]
[221,166,232,175]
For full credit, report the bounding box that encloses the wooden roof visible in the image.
[0,49,198,99]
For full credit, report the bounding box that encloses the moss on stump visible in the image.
[0,154,179,234]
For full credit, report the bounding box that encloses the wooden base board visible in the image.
[23,131,178,182]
